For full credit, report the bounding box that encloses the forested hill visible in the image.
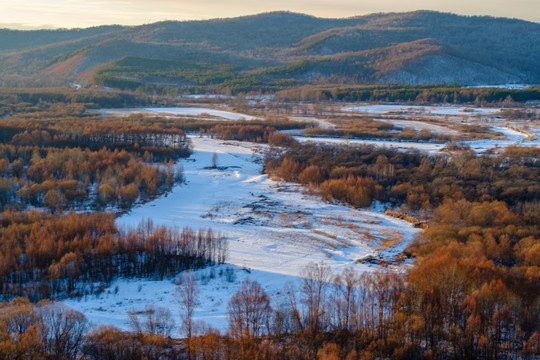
[1,11,538,91]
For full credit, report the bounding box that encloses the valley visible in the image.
[66,135,420,331]
[0,1,539,357]
[62,98,539,334]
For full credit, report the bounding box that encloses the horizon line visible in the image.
[1,9,538,31]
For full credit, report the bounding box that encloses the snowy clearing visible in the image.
[65,265,299,332]
[289,116,336,129]
[294,136,446,153]
[347,104,505,116]
[377,119,458,135]
[88,107,257,121]
[66,103,539,333]
[294,125,536,154]
[65,136,420,332]
[465,126,531,153]
[467,84,538,90]
[117,137,418,276]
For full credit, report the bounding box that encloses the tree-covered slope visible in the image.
[0,11,538,90]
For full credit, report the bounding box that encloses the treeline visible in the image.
[327,86,540,104]
[0,88,148,116]
[501,109,540,120]
[136,116,306,134]
[94,56,238,90]
[204,125,305,147]
[0,144,181,211]
[0,115,191,211]
[0,118,191,160]
[0,211,227,300]
[3,261,538,359]
[92,55,297,95]
[266,142,540,211]
[276,84,540,104]
[184,264,540,359]
[220,75,300,95]
[303,117,457,143]
[0,298,183,359]
[94,57,304,95]
[262,140,540,358]
[208,125,275,142]
[196,124,301,145]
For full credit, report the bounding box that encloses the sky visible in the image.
[0,0,538,29]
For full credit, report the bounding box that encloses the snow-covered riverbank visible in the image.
[66,136,420,332]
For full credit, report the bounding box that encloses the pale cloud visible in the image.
[0,0,537,28]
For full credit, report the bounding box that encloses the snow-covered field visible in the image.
[290,116,336,129]
[347,104,504,116]
[468,84,538,90]
[89,107,256,121]
[121,137,418,274]
[377,119,457,135]
[343,104,540,150]
[294,125,538,154]
[65,136,420,332]
[464,126,532,153]
[68,102,539,333]
[294,136,446,153]
[294,129,538,154]
[65,265,299,332]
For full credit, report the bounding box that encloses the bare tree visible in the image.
[301,261,332,333]
[177,270,200,341]
[0,297,38,335]
[282,281,304,333]
[211,152,218,168]
[128,304,175,337]
[329,267,359,332]
[228,277,272,340]
[37,301,89,359]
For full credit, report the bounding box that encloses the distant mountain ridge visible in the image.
[0,11,538,91]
